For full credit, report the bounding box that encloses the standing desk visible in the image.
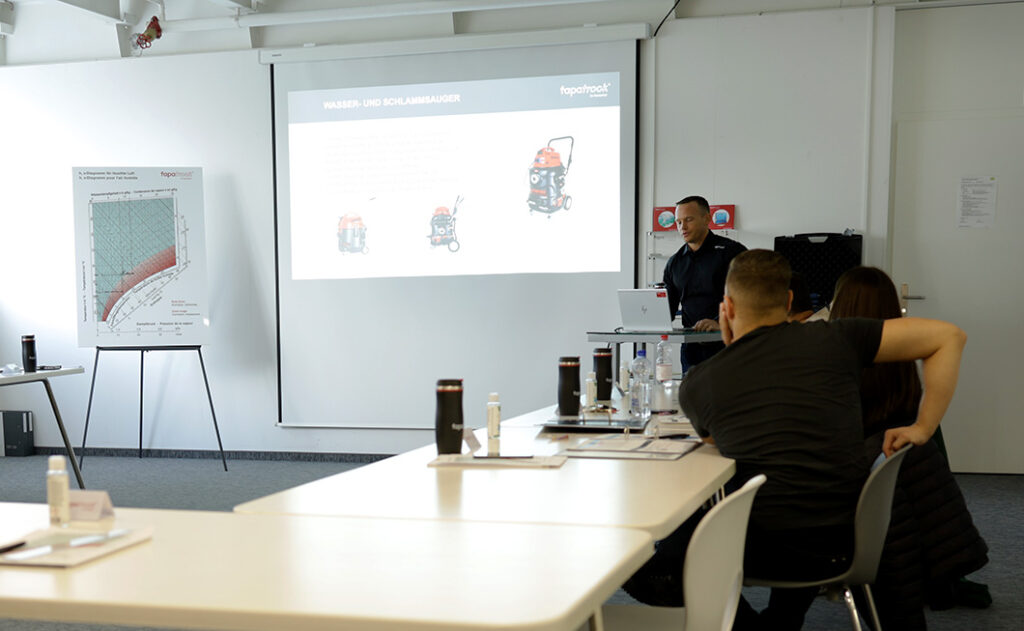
[586,330,721,374]
[235,407,735,541]
[0,367,86,488]
[0,502,652,631]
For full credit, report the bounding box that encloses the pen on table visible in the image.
[0,541,26,554]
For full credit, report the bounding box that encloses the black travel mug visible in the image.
[593,348,613,401]
[435,379,464,455]
[22,335,37,373]
[557,356,581,417]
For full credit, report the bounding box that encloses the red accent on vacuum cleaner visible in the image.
[527,136,574,215]
[338,214,369,254]
[428,196,463,253]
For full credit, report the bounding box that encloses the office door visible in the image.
[891,117,1024,473]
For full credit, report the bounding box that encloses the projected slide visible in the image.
[287,72,620,280]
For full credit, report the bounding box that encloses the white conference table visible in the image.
[0,502,652,631]
[236,406,735,540]
[0,366,86,488]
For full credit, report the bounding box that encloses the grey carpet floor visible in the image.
[1,455,1021,630]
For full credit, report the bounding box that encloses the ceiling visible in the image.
[0,0,678,62]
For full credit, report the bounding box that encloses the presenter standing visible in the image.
[662,195,746,371]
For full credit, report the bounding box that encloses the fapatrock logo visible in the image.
[560,82,612,98]
[160,171,194,179]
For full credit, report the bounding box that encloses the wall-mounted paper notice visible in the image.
[957,176,997,229]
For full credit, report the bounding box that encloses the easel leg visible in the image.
[139,350,145,459]
[197,348,228,471]
[42,379,86,489]
[79,347,101,469]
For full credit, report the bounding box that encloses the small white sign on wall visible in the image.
[957,176,997,229]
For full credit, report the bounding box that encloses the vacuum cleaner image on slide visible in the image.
[337,214,369,254]
[428,195,463,253]
[527,136,574,215]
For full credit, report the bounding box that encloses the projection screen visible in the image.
[272,38,637,428]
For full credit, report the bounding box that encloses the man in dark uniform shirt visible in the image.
[662,195,746,370]
[626,250,967,630]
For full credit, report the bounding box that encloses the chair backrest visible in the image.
[845,444,912,584]
[683,474,766,631]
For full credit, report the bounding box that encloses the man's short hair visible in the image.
[726,250,792,315]
[675,195,710,215]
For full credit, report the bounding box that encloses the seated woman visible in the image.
[830,267,990,629]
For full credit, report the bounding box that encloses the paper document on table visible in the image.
[429,454,567,469]
[564,435,701,460]
[0,526,153,568]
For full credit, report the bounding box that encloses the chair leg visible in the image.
[587,608,605,631]
[842,586,864,631]
[862,584,883,631]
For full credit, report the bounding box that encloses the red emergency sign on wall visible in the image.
[653,204,737,232]
[652,207,676,232]
[709,205,736,230]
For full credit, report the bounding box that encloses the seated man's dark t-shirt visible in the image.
[681,318,883,531]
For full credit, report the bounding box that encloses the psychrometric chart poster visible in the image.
[72,167,209,347]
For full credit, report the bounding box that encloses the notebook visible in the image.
[618,289,680,332]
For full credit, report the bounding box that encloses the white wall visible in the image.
[0,2,897,455]
[638,6,894,288]
[888,2,1024,473]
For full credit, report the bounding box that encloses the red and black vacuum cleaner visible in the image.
[338,214,368,254]
[527,136,574,214]
[428,196,463,252]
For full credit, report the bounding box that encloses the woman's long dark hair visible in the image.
[830,267,922,436]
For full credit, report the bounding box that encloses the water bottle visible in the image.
[557,356,581,417]
[593,348,613,401]
[655,335,673,384]
[435,379,464,455]
[585,371,597,408]
[22,335,37,373]
[486,392,501,440]
[630,350,652,421]
[47,455,70,527]
[486,392,501,456]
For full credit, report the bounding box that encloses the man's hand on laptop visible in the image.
[693,318,720,332]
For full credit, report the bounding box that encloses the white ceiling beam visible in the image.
[52,0,123,24]
[164,0,615,32]
[205,0,257,12]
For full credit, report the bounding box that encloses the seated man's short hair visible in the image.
[726,250,792,316]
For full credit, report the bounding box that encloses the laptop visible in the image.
[618,289,681,332]
[543,415,648,433]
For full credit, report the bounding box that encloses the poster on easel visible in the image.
[72,167,209,347]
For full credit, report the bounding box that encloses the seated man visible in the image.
[626,250,966,630]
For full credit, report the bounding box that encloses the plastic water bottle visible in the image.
[486,393,501,440]
[47,455,70,527]
[585,371,597,408]
[486,392,501,456]
[630,350,652,421]
[655,335,673,384]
